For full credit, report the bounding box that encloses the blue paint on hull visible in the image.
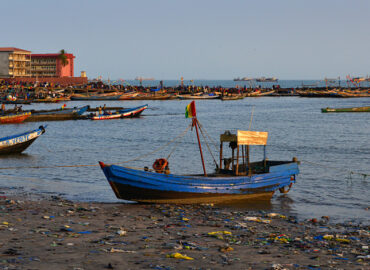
[100,161,299,203]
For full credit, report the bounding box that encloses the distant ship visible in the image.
[135,77,155,81]
[233,77,253,81]
[256,77,278,82]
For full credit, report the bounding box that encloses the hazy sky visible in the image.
[2,0,370,80]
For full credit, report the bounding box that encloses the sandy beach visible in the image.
[0,193,368,270]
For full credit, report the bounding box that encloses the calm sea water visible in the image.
[0,94,369,224]
[114,79,370,88]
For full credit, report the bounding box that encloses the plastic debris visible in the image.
[166,252,194,260]
[116,228,127,236]
[220,246,234,253]
[208,231,232,236]
[335,238,350,244]
[267,213,286,219]
[323,234,334,240]
[108,248,137,253]
[244,216,271,224]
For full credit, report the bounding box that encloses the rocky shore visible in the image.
[0,194,368,269]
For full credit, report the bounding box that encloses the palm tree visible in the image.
[58,49,69,67]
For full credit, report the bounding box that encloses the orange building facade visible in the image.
[31,53,75,77]
[0,47,87,86]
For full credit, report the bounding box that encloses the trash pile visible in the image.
[0,195,368,269]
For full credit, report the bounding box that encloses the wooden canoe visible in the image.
[0,125,46,155]
[0,112,31,124]
[321,106,370,113]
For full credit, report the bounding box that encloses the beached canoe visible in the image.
[129,94,173,100]
[99,159,299,204]
[32,96,70,103]
[245,90,275,97]
[0,125,46,155]
[91,104,148,120]
[177,94,220,99]
[118,92,140,100]
[321,106,370,113]
[70,93,122,100]
[0,112,31,124]
[24,105,89,122]
[221,95,244,101]
[99,101,299,204]
[1,99,32,105]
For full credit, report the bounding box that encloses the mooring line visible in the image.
[302,160,368,180]
[0,164,99,170]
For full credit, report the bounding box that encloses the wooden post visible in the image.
[247,145,251,176]
[194,118,207,176]
[219,142,223,170]
[232,148,234,172]
[242,145,245,173]
[236,145,239,175]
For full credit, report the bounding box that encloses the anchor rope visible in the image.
[196,120,219,152]
[301,160,368,180]
[166,123,192,160]
[196,119,219,168]
[0,123,193,171]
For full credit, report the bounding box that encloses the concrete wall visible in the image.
[0,52,10,78]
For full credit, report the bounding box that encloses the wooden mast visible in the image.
[193,118,207,176]
[189,101,207,176]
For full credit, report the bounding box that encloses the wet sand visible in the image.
[0,194,368,270]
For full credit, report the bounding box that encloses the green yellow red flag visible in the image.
[185,101,196,118]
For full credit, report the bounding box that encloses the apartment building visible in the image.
[31,53,75,77]
[0,47,31,78]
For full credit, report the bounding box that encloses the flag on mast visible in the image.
[185,101,196,118]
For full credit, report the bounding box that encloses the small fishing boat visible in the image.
[91,104,148,120]
[118,92,140,100]
[1,99,32,105]
[245,90,275,97]
[221,95,244,101]
[321,106,370,113]
[177,93,220,100]
[0,112,31,124]
[70,93,122,101]
[24,105,89,122]
[32,96,69,103]
[0,125,46,155]
[99,101,299,204]
[131,94,173,100]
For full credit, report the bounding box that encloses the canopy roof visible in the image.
[220,130,268,145]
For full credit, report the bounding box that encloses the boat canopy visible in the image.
[220,130,268,145]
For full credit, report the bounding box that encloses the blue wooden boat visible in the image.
[0,125,46,155]
[99,159,299,204]
[99,102,299,204]
[91,104,147,120]
[24,105,89,122]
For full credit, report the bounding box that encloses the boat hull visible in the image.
[99,161,299,204]
[177,94,220,100]
[91,105,147,120]
[0,113,31,124]
[107,181,274,203]
[24,106,89,122]
[321,106,370,113]
[0,126,46,155]
[70,94,122,100]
